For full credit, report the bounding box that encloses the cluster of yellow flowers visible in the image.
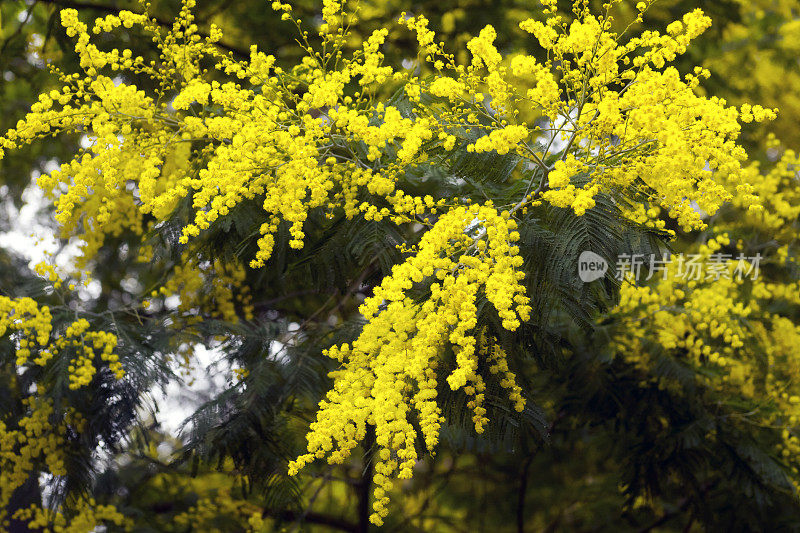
[143,252,254,326]
[11,498,129,533]
[613,235,751,379]
[0,0,789,524]
[692,0,800,147]
[718,139,800,480]
[731,138,800,239]
[0,0,768,265]
[482,332,526,412]
[610,227,800,488]
[0,296,54,364]
[0,398,67,530]
[396,2,776,229]
[1,296,124,389]
[0,401,122,532]
[1,270,129,530]
[761,315,800,479]
[124,445,264,531]
[174,488,261,533]
[289,203,530,523]
[62,318,124,389]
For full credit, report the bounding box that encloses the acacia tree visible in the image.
[2,0,800,530]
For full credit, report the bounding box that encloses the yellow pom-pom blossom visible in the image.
[612,235,751,378]
[403,4,773,230]
[1,398,67,527]
[1,296,125,390]
[730,144,800,238]
[1,0,451,270]
[610,225,800,491]
[0,397,129,531]
[144,250,255,328]
[289,203,530,524]
[0,0,771,268]
[11,497,129,533]
[1,289,128,530]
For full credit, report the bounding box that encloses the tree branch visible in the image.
[0,1,38,60]
[636,497,691,533]
[517,454,534,533]
[357,425,376,533]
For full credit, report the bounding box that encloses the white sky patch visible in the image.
[0,178,82,270]
[149,343,234,435]
[80,134,96,149]
[0,175,229,438]
[25,33,45,67]
[546,108,578,155]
